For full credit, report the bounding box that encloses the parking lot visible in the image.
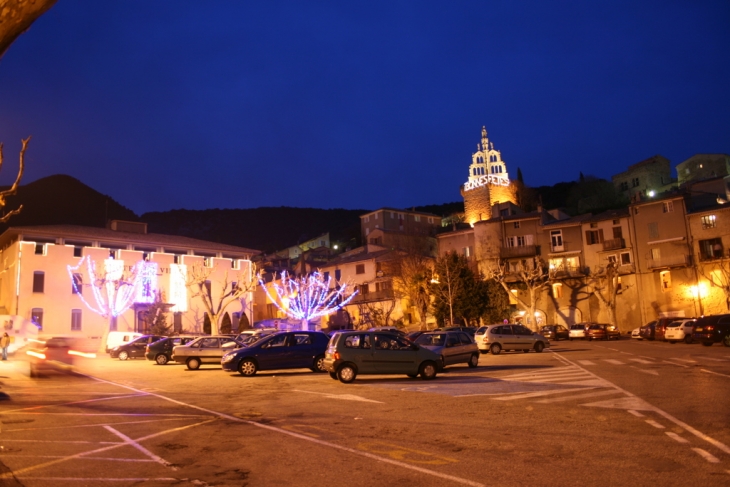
[1,337,729,486]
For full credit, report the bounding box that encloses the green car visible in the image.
[323,331,441,383]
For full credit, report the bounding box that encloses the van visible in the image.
[105,332,143,353]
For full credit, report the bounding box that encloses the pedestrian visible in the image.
[0,332,9,360]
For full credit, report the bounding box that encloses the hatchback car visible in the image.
[323,331,441,383]
[569,323,589,340]
[585,323,620,340]
[540,325,569,341]
[664,319,696,344]
[413,331,479,369]
[172,335,242,369]
[639,321,657,340]
[222,331,330,376]
[692,314,730,347]
[476,324,549,355]
[109,335,165,360]
[145,335,200,365]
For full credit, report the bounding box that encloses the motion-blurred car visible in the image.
[476,324,549,355]
[323,330,441,383]
[413,331,479,369]
[540,325,569,341]
[664,319,696,344]
[145,335,200,365]
[109,335,165,360]
[25,336,97,376]
[692,314,730,347]
[172,336,242,369]
[222,331,329,376]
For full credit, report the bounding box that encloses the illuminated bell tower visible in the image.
[460,126,517,225]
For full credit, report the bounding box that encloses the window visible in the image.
[35,243,46,255]
[662,201,674,213]
[513,221,520,229]
[204,257,213,268]
[323,271,330,281]
[648,222,659,239]
[550,230,564,251]
[701,215,716,229]
[375,281,392,292]
[463,246,472,258]
[374,213,378,220]
[612,226,623,239]
[650,248,661,261]
[620,181,628,191]
[109,249,118,259]
[660,271,671,291]
[33,271,44,293]
[231,259,240,270]
[355,264,365,274]
[428,217,434,224]
[590,222,597,228]
[390,212,395,219]
[607,255,617,264]
[414,215,421,222]
[632,177,639,187]
[364,216,370,223]
[73,246,83,257]
[72,273,83,294]
[335,269,341,281]
[616,276,622,292]
[699,238,723,260]
[552,283,563,298]
[620,252,632,265]
[31,308,43,330]
[71,309,82,331]
[358,284,369,294]
[585,229,604,245]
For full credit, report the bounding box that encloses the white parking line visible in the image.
[701,357,728,362]
[493,387,597,401]
[666,432,689,444]
[104,426,178,470]
[628,358,653,365]
[2,455,156,462]
[0,394,148,414]
[577,360,596,366]
[701,369,730,378]
[671,358,696,363]
[692,448,720,463]
[293,390,384,403]
[603,359,624,365]
[632,366,659,376]
[627,410,644,418]
[20,478,179,482]
[536,390,621,404]
[645,419,665,429]
[662,360,689,368]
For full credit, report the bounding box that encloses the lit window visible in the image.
[660,270,671,290]
[650,248,661,260]
[552,283,563,298]
[701,215,716,229]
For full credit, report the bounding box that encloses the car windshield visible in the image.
[414,334,446,346]
[666,321,682,327]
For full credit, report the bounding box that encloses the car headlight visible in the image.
[221,353,236,364]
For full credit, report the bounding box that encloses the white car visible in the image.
[569,323,588,340]
[631,328,642,340]
[664,319,696,344]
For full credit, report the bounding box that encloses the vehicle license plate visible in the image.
[695,327,703,332]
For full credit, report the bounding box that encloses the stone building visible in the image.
[460,127,517,225]
[677,154,730,186]
[612,155,673,200]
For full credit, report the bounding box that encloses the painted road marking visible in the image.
[104,426,178,470]
[666,432,689,444]
[603,359,624,365]
[17,478,179,482]
[577,360,596,366]
[550,350,730,456]
[80,375,486,487]
[701,357,728,362]
[701,369,730,378]
[2,455,156,462]
[631,366,659,376]
[628,358,653,365]
[663,360,689,368]
[293,389,384,403]
[493,387,597,401]
[536,389,621,404]
[692,448,720,463]
[627,410,645,418]
[645,419,665,429]
[0,394,149,414]
[3,417,202,433]
[671,358,696,363]
[357,441,458,465]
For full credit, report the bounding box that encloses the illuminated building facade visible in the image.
[0,222,257,340]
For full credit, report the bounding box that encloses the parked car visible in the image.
[222,331,330,376]
[434,326,478,337]
[631,327,642,339]
[654,317,682,341]
[405,331,425,342]
[105,331,143,353]
[172,336,242,369]
[540,325,569,341]
[569,323,590,341]
[109,335,166,360]
[235,328,277,342]
[585,324,619,340]
[413,331,479,369]
[368,327,405,335]
[664,319,696,344]
[145,335,200,365]
[475,324,549,355]
[692,314,730,347]
[323,330,441,383]
[639,321,657,340]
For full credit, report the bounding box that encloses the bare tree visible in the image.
[0,137,29,221]
[697,256,730,313]
[357,298,397,328]
[387,237,435,330]
[186,261,257,335]
[484,257,550,331]
[0,0,57,59]
[590,261,622,326]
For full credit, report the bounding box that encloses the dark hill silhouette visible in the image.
[0,174,137,232]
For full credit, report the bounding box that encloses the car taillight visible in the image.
[333,352,341,360]
[705,326,714,331]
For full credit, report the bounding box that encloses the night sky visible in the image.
[0,1,728,216]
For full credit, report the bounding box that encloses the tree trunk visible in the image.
[0,0,58,59]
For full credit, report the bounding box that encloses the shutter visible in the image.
[585,230,591,244]
[525,234,534,245]
[598,229,604,243]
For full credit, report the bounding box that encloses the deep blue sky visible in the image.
[0,1,728,215]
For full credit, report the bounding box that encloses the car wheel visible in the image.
[312,355,327,373]
[534,342,545,353]
[238,359,257,376]
[337,364,357,383]
[155,354,169,365]
[118,351,129,361]
[186,357,201,370]
[328,371,338,380]
[468,353,479,368]
[722,335,730,347]
[702,342,713,347]
[419,361,437,380]
[490,343,502,355]
[684,335,693,344]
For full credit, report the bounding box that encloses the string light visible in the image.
[260,271,357,323]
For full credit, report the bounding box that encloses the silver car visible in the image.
[172,335,241,370]
[477,324,549,355]
[413,331,479,369]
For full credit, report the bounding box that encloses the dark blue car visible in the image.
[221,331,330,376]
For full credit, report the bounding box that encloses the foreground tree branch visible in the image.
[0,0,58,59]
[0,136,29,222]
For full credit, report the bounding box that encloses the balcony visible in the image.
[350,289,394,305]
[617,263,635,275]
[603,238,625,251]
[647,254,690,269]
[500,245,537,259]
[549,265,585,278]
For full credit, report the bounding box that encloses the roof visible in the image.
[0,224,259,256]
[360,207,441,219]
[580,207,630,223]
[324,248,395,266]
